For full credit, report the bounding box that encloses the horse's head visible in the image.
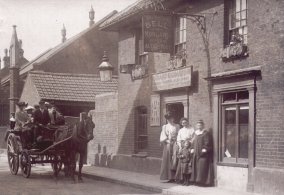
[84,116,95,142]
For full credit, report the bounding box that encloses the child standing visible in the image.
[179,140,192,186]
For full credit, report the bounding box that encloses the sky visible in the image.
[0,0,136,66]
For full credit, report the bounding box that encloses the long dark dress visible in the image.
[190,130,214,186]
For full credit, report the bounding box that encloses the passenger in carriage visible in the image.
[33,100,51,126]
[25,105,35,121]
[49,104,64,125]
[15,102,30,130]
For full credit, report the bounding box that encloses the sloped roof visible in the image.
[100,0,168,30]
[1,10,118,85]
[29,71,118,102]
[20,10,118,75]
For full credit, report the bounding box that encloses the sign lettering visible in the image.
[143,12,173,53]
[152,66,192,91]
[150,94,160,126]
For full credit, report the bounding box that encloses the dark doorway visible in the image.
[166,102,184,124]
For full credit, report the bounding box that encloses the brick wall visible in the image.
[115,0,284,171]
[184,0,284,169]
[88,92,118,164]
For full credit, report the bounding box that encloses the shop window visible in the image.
[135,106,148,152]
[174,17,187,55]
[226,0,248,45]
[220,91,249,164]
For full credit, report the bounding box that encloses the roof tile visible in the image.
[30,71,117,102]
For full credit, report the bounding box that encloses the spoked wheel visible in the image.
[7,134,19,175]
[20,150,31,178]
[51,155,63,177]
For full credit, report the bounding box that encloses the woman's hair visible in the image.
[164,111,174,120]
[179,117,188,124]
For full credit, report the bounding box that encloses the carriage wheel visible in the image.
[20,150,31,178]
[7,134,19,175]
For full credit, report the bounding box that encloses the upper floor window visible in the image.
[174,17,187,55]
[136,29,148,65]
[228,0,248,44]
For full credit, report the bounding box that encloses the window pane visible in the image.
[236,0,241,12]
[243,26,248,34]
[183,30,186,43]
[224,107,237,158]
[243,34,248,44]
[237,91,249,101]
[241,20,247,27]
[241,10,247,19]
[241,0,247,10]
[239,106,249,158]
[223,92,236,103]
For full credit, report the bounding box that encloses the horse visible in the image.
[63,115,95,182]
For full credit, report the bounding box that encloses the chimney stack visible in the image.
[61,24,66,43]
[9,25,21,115]
[3,49,10,67]
[19,39,24,58]
[89,5,95,27]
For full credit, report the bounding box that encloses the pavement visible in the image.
[0,148,261,195]
[82,166,261,195]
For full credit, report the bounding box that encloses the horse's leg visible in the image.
[69,151,76,183]
[78,149,84,182]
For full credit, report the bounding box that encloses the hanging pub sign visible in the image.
[142,12,173,53]
[150,94,160,126]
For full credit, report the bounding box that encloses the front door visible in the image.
[166,102,184,125]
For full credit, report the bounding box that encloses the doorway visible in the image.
[166,102,184,124]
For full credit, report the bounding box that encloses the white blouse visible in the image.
[160,123,179,143]
[177,127,195,148]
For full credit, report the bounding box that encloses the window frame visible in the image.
[135,28,148,66]
[225,0,248,45]
[174,16,187,55]
[219,90,249,166]
[135,106,148,152]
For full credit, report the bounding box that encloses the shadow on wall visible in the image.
[90,67,162,175]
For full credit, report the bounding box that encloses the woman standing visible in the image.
[160,112,179,182]
[190,120,214,186]
[175,118,195,183]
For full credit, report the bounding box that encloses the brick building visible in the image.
[0,9,119,125]
[98,0,284,194]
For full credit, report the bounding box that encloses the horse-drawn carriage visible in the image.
[6,116,94,180]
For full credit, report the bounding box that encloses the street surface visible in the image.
[0,149,159,195]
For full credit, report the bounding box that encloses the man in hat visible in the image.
[14,102,30,130]
[33,100,51,126]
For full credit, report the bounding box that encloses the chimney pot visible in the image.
[89,5,95,27]
[61,24,67,43]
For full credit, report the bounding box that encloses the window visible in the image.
[136,29,148,65]
[174,17,187,54]
[228,0,248,44]
[135,106,148,152]
[220,91,249,164]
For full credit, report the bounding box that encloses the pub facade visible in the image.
[99,0,284,194]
